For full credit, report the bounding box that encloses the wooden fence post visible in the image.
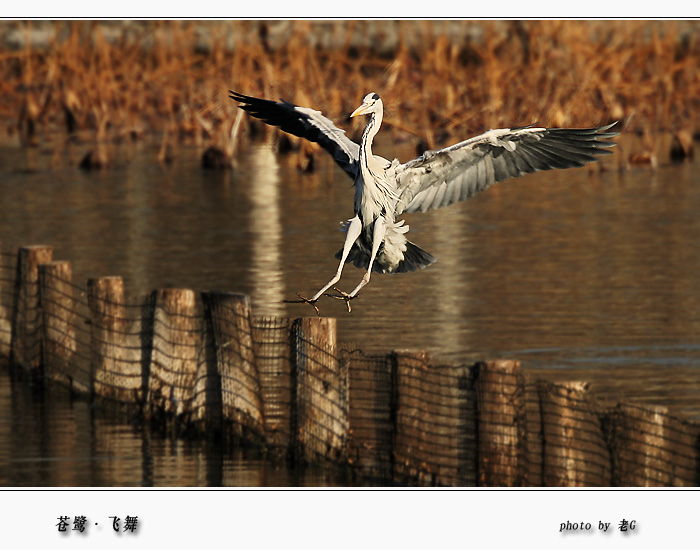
[474,360,525,486]
[10,245,53,376]
[393,350,431,484]
[201,291,264,440]
[87,276,143,403]
[38,261,83,392]
[393,351,475,486]
[0,238,12,359]
[605,403,698,486]
[539,381,611,487]
[523,382,545,486]
[291,316,347,463]
[146,289,201,421]
[345,347,394,482]
[252,316,293,454]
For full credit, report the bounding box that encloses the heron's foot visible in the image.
[326,287,357,313]
[283,293,321,316]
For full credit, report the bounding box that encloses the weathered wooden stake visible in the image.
[523,382,544,486]
[345,348,393,481]
[10,245,53,376]
[87,276,142,403]
[0,238,12,359]
[38,261,85,392]
[669,417,700,487]
[252,316,293,453]
[392,350,432,484]
[606,403,688,486]
[291,316,347,462]
[539,381,611,487]
[146,289,201,420]
[201,292,264,439]
[393,350,475,486]
[474,360,524,486]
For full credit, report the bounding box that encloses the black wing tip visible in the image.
[599,121,620,131]
[595,121,621,138]
[229,90,249,102]
[229,91,260,112]
[229,91,271,108]
[229,91,297,115]
[549,121,621,137]
[544,123,620,152]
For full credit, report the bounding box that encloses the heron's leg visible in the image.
[347,216,385,298]
[308,215,362,302]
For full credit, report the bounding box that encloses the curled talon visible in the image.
[326,286,356,313]
[283,293,321,316]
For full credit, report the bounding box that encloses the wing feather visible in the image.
[446,178,462,205]
[516,147,549,171]
[510,148,535,173]
[529,141,589,167]
[431,181,448,210]
[395,123,618,215]
[461,164,478,200]
[230,91,360,178]
[491,153,510,181]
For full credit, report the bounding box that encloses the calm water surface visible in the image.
[1,138,699,485]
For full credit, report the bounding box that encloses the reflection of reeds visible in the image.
[2,20,698,164]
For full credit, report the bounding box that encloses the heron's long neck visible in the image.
[359,110,382,170]
[356,107,397,223]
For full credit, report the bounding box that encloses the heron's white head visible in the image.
[351,92,382,118]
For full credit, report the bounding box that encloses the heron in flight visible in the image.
[230,91,618,313]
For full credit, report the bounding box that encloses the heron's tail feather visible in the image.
[395,242,437,273]
[336,242,436,274]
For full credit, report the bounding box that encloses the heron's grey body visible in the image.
[230,90,618,305]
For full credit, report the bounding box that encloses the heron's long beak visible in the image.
[350,104,370,118]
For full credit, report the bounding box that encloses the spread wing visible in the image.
[230,91,360,178]
[394,123,619,215]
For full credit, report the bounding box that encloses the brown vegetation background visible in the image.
[1,20,698,165]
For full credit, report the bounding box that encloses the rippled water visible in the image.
[1,137,699,485]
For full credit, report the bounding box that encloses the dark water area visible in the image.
[1,137,699,485]
[0,368,356,487]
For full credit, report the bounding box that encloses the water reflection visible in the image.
[421,199,474,358]
[247,145,285,317]
[0,368,354,487]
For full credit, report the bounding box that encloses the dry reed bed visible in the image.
[1,20,698,166]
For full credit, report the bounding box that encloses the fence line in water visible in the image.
[0,239,699,486]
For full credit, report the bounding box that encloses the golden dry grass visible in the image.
[1,20,698,164]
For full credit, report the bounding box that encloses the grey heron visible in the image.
[230,91,618,313]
